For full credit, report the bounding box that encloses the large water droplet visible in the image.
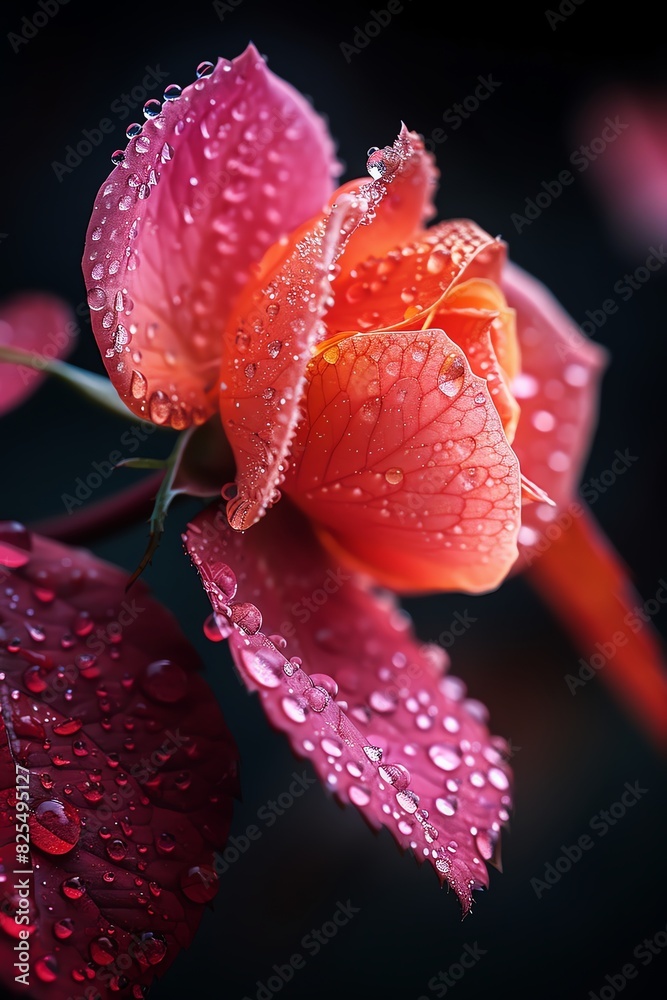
[143,98,162,119]
[438,353,466,398]
[141,659,189,703]
[180,865,218,903]
[35,955,58,982]
[230,603,262,634]
[90,936,119,965]
[30,799,81,855]
[429,744,462,771]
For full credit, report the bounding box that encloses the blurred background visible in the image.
[1,1,666,997]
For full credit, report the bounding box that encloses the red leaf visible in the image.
[0,523,238,999]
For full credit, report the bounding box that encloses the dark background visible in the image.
[1,1,666,998]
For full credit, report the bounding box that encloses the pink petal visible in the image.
[0,523,238,999]
[83,44,338,430]
[0,295,75,415]
[220,128,437,531]
[501,262,607,556]
[185,502,512,913]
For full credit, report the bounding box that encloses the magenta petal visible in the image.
[0,525,238,999]
[83,44,338,430]
[0,294,74,415]
[185,502,512,913]
[502,262,607,556]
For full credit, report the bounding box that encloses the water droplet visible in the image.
[196,61,215,78]
[156,832,176,854]
[384,468,404,486]
[369,690,397,714]
[141,659,188,703]
[35,955,58,982]
[149,390,171,424]
[366,148,386,179]
[363,745,383,762]
[378,763,410,790]
[488,767,509,791]
[306,686,329,712]
[435,796,457,817]
[86,286,107,311]
[429,744,462,771]
[61,876,86,900]
[180,865,218,902]
[130,370,147,399]
[126,122,142,139]
[438,353,466,398]
[143,98,161,119]
[136,932,168,966]
[427,248,448,275]
[267,339,282,359]
[106,839,127,862]
[349,785,371,806]
[163,84,182,101]
[111,150,125,166]
[395,789,419,813]
[90,935,119,966]
[323,344,340,364]
[230,603,262,634]
[53,917,74,940]
[29,799,81,855]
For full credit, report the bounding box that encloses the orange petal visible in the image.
[435,304,520,441]
[219,128,436,530]
[285,328,521,594]
[332,126,438,277]
[328,220,505,336]
[441,277,520,383]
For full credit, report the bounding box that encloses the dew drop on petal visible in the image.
[141,659,189,703]
[429,744,462,771]
[438,353,466,398]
